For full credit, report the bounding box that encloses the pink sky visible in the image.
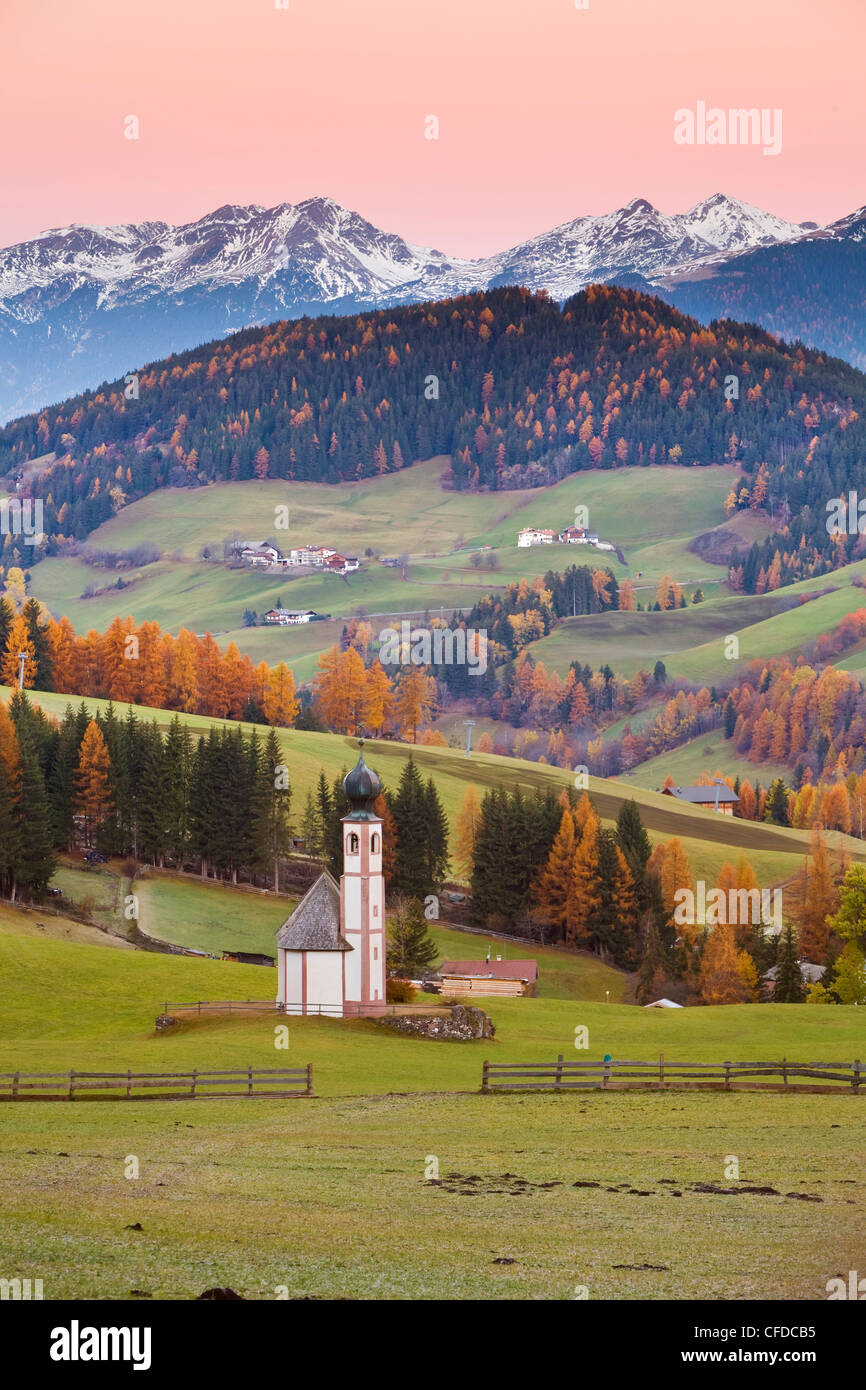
[1,0,863,256]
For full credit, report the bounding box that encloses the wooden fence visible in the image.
[0,1065,313,1102]
[481,1056,864,1095]
[160,999,450,1020]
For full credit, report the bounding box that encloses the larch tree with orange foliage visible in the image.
[262,663,299,727]
[532,808,576,934]
[74,720,114,849]
[393,665,436,744]
[1,615,36,689]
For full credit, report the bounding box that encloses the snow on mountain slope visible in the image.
[0,192,842,421]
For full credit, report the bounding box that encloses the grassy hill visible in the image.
[27,459,734,673]
[6,684,863,893]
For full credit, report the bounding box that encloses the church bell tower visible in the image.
[340,742,387,1015]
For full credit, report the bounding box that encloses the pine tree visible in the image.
[773,924,806,1002]
[392,757,430,898]
[251,728,293,891]
[386,897,439,978]
[423,777,449,888]
[15,726,55,899]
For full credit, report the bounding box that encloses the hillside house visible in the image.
[324,553,360,575]
[289,545,337,567]
[764,961,826,994]
[661,782,739,815]
[517,527,556,547]
[559,525,588,544]
[263,608,316,625]
[438,959,538,998]
[241,542,284,567]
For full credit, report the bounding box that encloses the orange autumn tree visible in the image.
[74,720,113,848]
[263,663,299,727]
[393,665,436,744]
[1,615,36,689]
[454,783,482,882]
[532,808,576,934]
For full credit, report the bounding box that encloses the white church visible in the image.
[275,744,387,1017]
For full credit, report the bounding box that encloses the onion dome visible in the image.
[343,741,382,816]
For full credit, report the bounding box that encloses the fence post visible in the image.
[247,1065,253,1097]
[659,1053,664,1086]
[12,1070,19,1100]
[555,1054,563,1091]
[306,1062,313,1096]
[603,1058,611,1089]
[723,1061,731,1091]
[854,1059,861,1093]
[197,1001,201,1016]
[69,1069,75,1101]
[481,1059,489,1094]
[782,1057,788,1088]
[191,1068,197,1098]
[126,1069,131,1098]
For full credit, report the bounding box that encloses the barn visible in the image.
[438,959,538,998]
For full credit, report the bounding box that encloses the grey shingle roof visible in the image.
[276,872,352,952]
[662,784,739,804]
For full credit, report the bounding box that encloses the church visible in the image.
[275,744,387,1017]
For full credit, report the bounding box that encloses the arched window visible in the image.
[347,833,359,854]
[371,833,380,854]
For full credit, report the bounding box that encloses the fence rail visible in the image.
[160,999,449,1019]
[481,1056,864,1095]
[0,1065,313,1102]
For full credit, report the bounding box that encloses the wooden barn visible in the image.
[438,959,538,998]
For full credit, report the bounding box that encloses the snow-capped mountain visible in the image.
[480,194,810,298]
[0,192,852,422]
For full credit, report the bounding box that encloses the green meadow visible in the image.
[0,907,864,1300]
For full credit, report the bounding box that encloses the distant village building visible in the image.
[558,525,589,544]
[263,608,316,626]
[324,554,360,575]
[764,961,826,994]
[517,527,556,548]
[289,544,337,566]
[275,747,386,1017]
[241,543,284,567]
[661,782,739,815]
[437,959,538,998]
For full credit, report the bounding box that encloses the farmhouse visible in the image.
[275,746,386,1017]
[559,524,588,544]
[662,782,739,815]
[289,544,337,566]
[324,553,360,575]
[438,959,538,998]
[263,608,316,625]
[517,527,556,547]
[241,542,284,567]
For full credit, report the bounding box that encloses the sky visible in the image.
[1,0,863,256]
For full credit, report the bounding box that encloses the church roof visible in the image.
[275,872,352,952]
[343,742,382,820]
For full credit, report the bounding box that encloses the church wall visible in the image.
[305,951,344,1016]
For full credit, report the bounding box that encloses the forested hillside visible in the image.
[2,285,866,590]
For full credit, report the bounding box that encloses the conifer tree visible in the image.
[386,897,439,978]
[773,924,806,1002]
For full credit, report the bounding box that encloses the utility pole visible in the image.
[463,719,475,758]
[17,650,28,691]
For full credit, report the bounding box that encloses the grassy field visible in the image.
[626,729,791,793]
[0,910,864,1299]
